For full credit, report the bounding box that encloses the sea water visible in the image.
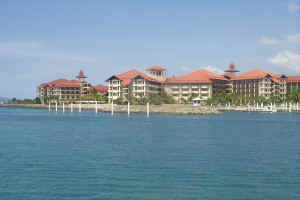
[0,107,299,199]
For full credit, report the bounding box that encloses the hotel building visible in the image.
[230,68,287,100]
[106,66,165,102]
[105,64,300,103]
[286,76,300,93]
[39,65,299,104]
[164,69,229,103]
[37,70,107,103]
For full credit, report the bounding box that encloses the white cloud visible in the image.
[288,2,300,13]
[203,65,224,74]
[268,50,300,73]
[287,33,300,44]
[260,36,281,45]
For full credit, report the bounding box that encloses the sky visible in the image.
[0,0,299,98]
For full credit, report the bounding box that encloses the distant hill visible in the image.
[0,97,10,103]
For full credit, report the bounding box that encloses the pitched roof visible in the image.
[231,69,286,85]
[165,69,226,84]
[106,69,161,86]
[287,76,300,83]
[76,70,87,79]
[38,79,81,88]
[233,69,274,80]
[88,84,108,93]
[223,73,236,79]
[146,66,166,71]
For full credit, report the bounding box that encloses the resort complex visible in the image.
[37,65,300,104]
[37,70,107,104]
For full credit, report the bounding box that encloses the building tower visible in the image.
[224,63,239,94]
[76,70,89,96]
[225,63,239,75]
[146,66,167,81]
[76,70,87,81]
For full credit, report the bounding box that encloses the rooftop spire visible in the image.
[225,63,239,73]
[76,70,87,79]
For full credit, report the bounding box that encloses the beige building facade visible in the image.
[37,70,95,103]
[106,68,164,102]
[231,70,287,100]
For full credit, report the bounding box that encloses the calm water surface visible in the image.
[0,107,299,200]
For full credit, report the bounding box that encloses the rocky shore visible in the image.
[0,104,221,115]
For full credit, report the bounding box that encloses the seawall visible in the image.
[0,104,221,115]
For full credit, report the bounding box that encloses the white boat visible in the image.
[263,106,277,113]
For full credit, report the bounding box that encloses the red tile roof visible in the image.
[231,69,287,85]
[165,69,226,83]
[76,70,87,79]
[223,73,236,79]
[38,79,81,88]
[39,82,49,88]
[88,84,108,93]
[106,69,161,86]
[233,69,277,80]
[287,76,300,83]
[146,66,166,71]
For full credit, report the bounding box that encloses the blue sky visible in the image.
[0,0,299,98]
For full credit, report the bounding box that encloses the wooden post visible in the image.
[55,101,58,112]
[147,102,149,117]
[62,102,65,113]
[111,101,114,115]
[128,102,130,116]
[48,102,51,112]
[95,101,98,113]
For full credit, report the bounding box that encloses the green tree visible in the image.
[34,97,41,104]
[12,97,17,104]
[91,88,98,96]
[286,88,300,103]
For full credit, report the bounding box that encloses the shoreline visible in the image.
[0,104,221,115]
[2,104,299,114]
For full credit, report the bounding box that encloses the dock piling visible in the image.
[55,101,58,112]
[128,102,130,116]
[62,102,65,113]
[147,102,150,117]
[95,101,98,113]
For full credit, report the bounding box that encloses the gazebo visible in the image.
[192,97,202,106]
